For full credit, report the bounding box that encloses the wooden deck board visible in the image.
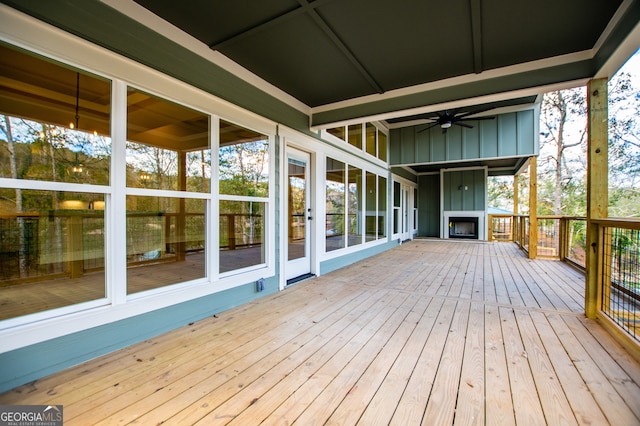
[2,240,640,425]
[454,301,485,425]
[545,314,639,425]
[513,309,577,425]
[529,311,609,425]
[499,306,547,425]
[484,304,516,426]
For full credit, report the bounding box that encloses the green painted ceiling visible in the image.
[2,0,639,129]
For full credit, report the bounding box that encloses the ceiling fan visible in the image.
[418,108,495,134]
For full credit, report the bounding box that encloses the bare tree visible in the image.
[0,115,28,277]
[539,89,587,215]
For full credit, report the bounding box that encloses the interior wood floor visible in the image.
[0,247,265,320]
[2,239,640,425]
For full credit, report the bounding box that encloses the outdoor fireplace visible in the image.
[448,216,479,239]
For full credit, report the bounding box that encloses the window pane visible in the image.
[393,182,400,235]
[219,120,269,197]
[0,44,111,185]
[394,209,400,234]
[378,131,387,162]
[366,172,377,242]
[127,88,210,192]
[378,176,387,239]
[327,126,346,141]
[414,188,419,232]
[348,166,362,247]
[126,196,206,294]
[347,124,362,149]
[219,200,265,273]
[326,158,345,251]
[0,189,106,320]
[366,123,376,156]
[288,159,307,261]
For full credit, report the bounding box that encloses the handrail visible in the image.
[489,214,589,267]
[592,217,640,230]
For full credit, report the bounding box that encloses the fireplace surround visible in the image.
[448,216,479,239]
[442,211,486,240]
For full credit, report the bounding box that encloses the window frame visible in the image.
[321,122,389,166]
[322,152,389,259]
[0,19,276,349]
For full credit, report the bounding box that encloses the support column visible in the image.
[586,78,609,318]
[513,174,519,241]
[513,174,519,215]
[528,157,537,259]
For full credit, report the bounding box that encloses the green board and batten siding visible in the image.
[418,174,441,237]
[390,110,536,166]
[443,169,486,212]
[405,110,535,238]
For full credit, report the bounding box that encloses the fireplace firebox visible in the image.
[448,216,479,239]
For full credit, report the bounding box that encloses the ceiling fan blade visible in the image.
[417,122,440,133]
[454,122,473,128]
[424,112,443,122]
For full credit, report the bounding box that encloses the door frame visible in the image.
[284,147,313,282]
[392,174,417,242]
[401,184,412,241]
[279,128,318,290]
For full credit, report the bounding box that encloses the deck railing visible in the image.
[489,214,587,268]
[592,219,640,343]
[0,211,261,285]
[490,213,639,347]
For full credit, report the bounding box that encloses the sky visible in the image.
[616,47,640,78]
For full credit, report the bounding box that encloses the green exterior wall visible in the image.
[390,110,536,166]
[417,174,441,237]
[442,169,486,211]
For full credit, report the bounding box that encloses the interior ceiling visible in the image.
[129,0,633,127]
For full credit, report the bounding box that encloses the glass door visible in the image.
[286,148,311,281]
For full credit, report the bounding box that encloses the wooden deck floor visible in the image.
[2,240,640,425]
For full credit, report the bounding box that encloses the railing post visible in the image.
[228,214,236,250]
[559,217,567,262]
[586,78,609,318]
[488,214,494,242]
[513,174,519,242]
[68,214,83,278]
